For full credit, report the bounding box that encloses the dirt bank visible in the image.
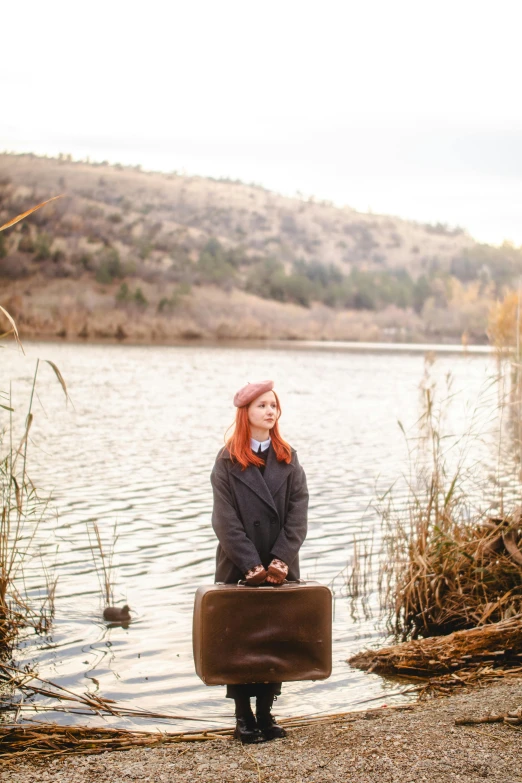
[1,277,436,344]
[5,678,522,783]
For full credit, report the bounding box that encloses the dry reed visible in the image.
[0,363,57,645]
[378,355,522,639]
[0,698,414,765]
[0,658,418,764]
[335,536,375,622]
[0,195,63,233]
[87,521,118,607]
[0,715,355,765]
[382,507,522,638]
[0,200,67,647]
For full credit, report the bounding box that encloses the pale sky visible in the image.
[2,0,522,244]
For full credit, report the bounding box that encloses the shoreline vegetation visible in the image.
[0,198,69,651]
[3,152,522,345]
[5,679,522,780]
[0,278,481,346]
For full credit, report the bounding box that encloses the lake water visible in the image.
[2,340,501,731]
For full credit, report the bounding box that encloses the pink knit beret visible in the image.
[233,380,274,407]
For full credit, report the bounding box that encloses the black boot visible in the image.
[256,693,287,741]
[233,695,263,744]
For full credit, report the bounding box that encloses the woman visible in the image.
[210,379,309,744]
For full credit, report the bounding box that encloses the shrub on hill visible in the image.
[450,243,522,289]
[196,238,237,285]
[424,221,464,236]
[35,233,52,261]
[133,287,147,308]
[0,254,30,279]
[18,235,35,253]
[116,282,130,302]
[95,248,124,284]
[115,283,149,309]
[157,284,191,313]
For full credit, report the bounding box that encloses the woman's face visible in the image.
[247,391,279,433]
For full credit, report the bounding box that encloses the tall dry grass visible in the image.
[0,359,68,645]
[379,353,522,640]
[87,521,118,607]
[0,197,66,647]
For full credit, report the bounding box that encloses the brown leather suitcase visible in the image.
[192,581,332,685]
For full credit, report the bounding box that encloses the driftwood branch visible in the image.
[348,615,522,677]
[456,706,522,726]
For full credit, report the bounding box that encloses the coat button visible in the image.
[254,521,260,527]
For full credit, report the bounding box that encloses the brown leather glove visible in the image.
[266,558,288,585]
[245,564,267,585]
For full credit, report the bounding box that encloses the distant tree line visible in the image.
[187,238,522,312]
[449,243,522,287]
[243,256,432,311]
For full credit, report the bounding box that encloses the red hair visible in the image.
[225,391,292,469]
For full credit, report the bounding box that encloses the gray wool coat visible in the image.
[211,445,309,584]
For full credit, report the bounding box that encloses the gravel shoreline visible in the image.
[5,679,522,783]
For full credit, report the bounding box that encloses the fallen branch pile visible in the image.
[0,660,417,764]
[0,707,415,765]
[0,723,230,766]
[348,614,522,677]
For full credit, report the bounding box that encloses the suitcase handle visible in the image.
[236,579,305,587]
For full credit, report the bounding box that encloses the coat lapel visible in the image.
[263,445,294,501]
[230,459,278,514]
[228,446,294,515]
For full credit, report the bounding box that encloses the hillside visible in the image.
[0,152,520,343]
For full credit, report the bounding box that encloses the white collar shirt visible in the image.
[251,437,271,452]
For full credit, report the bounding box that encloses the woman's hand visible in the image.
[245,564,267,585]
[266,559,288,584]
